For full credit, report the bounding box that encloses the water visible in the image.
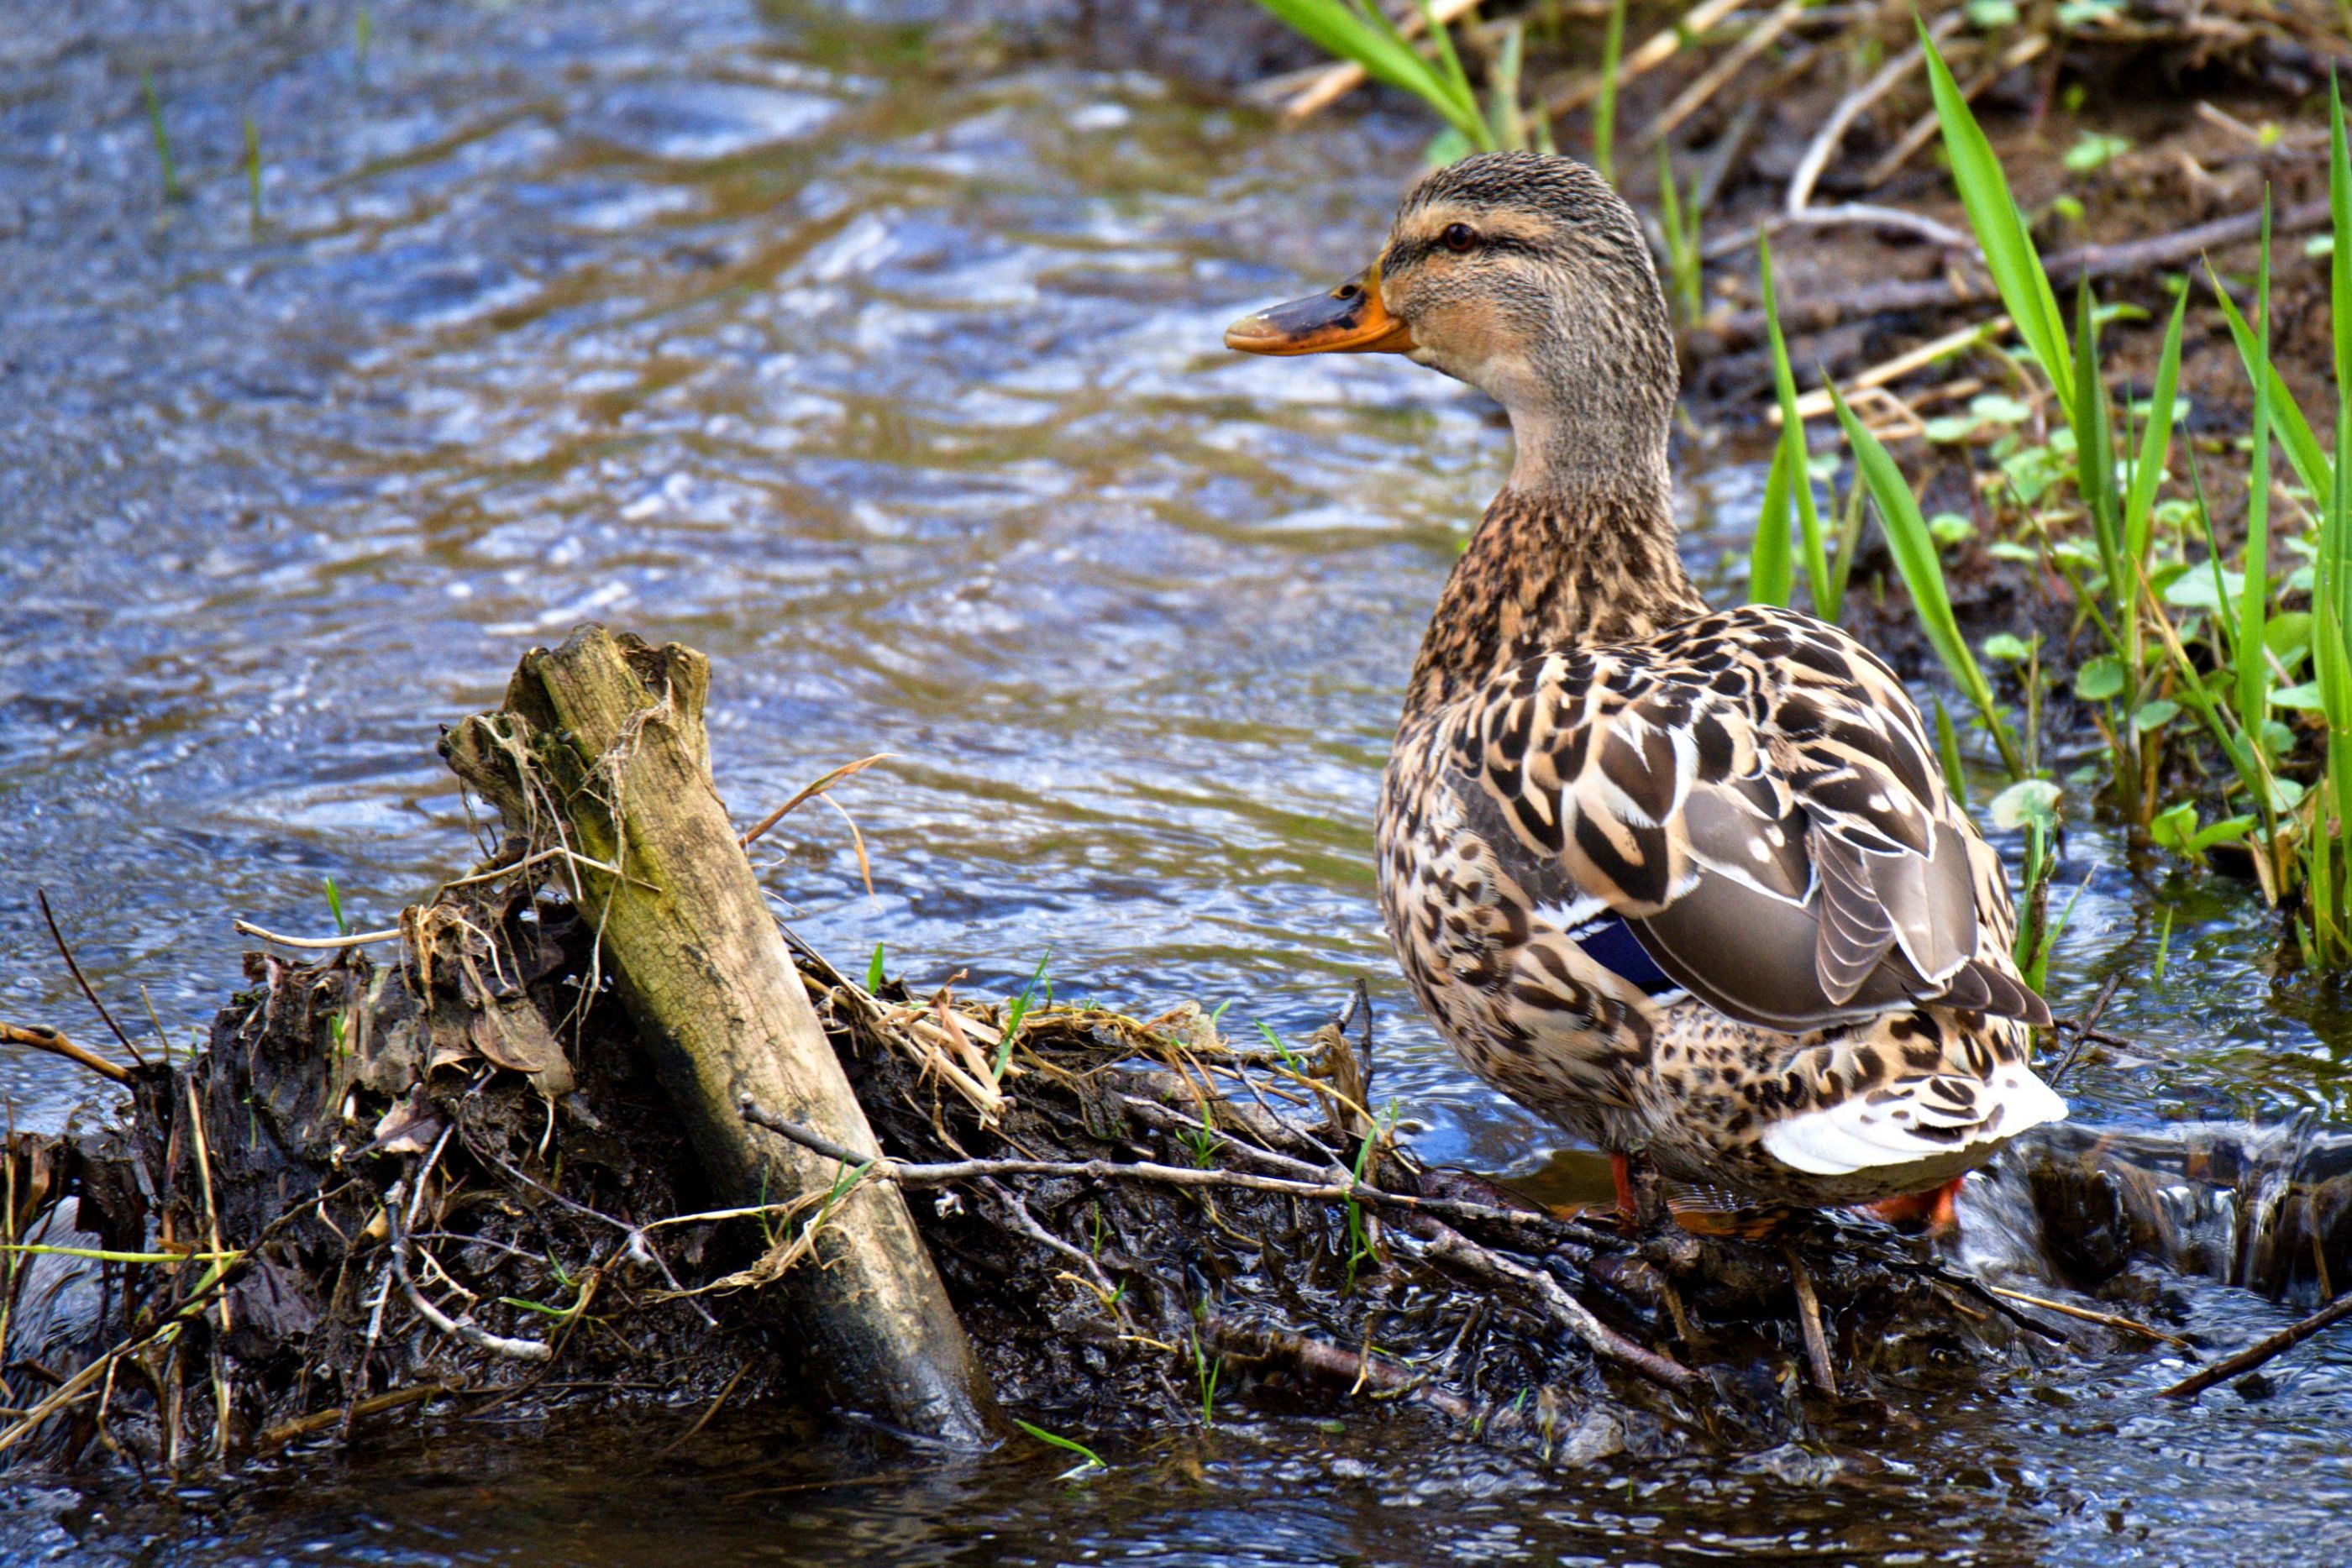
[1,0,2349,1560]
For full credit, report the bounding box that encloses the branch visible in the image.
[0,1021,134,1085]
[1688,198,2330,354]
[233,920,404,950]
[383,1179,551,1363]
[738,1096,1698,1397]
[738,1094,1572,1234]
[2161,1288,2352,1398]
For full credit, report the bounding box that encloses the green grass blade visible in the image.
[2335,77,2352,401]
[2323,76,2342,653]
[1011,1418,1107,1471]
[1830,380,2024,776]
[1415,0,1494,150]
[142,70,182,202]
[1750,434,1796,607]
[2124,287,2188,570]
[2239,194,2275,742]
[1933,695,1968,805]
[1759,234,1834,617]
[1490,20,1527,151]
[1919,21,2072,412]
[2208,273,2332,502]
[2071,282,2122,611]
[1593,0,1628,180]
[2324,78,2352,939]
[1252,0,1488,146]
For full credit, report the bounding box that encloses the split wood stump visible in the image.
[442,623,995,1443]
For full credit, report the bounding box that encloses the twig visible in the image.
[1549,0,1747,118]
[2160,1288,2352,1398]
[654,1362,748,1458]
[738,1095,1587,1236]
[1636,0,1809,153]
[1782,1245,1837,1396]
[1776,317,2008,422]
[1704,202,1968,262]
[1689,197,2330,353]
[1397,1214,1696,1393]
[1864,33,2050,190]
[1266,0,1486,123]
[2049,971,2128,1088]
[36,890,144,1066]
[232,920,404,950]
[185,1081,234,1455]
[462,1130,720,1329]
[0,1022,134,1086]
[738,753,895,850]
[1984,1285,2193,1349]
[1205,1314,1475,1420]
[383,1178,552,1363]
[1786,14,1961,217]
[257,1382,444,1452]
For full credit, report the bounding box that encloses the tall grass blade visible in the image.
[2209,275,2332,503]
[1490,21,1528,151]
[1252,1,1488,146]
[1830,381,2024,776]
[244,113,264,234]
[1919,23,2072,412]
[1759,234,1834,617]
[1412,0,1493,149]
[142,71,183,202]
[2124,289,2189,569]
[1933,696,1968,805]
[1750,436,1796,607]
[2071,284,2121,613]
[1593,0,1628,180]
[2322,76,2352,951]
[2239,194,2275,748]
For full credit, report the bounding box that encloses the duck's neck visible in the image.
[1403,457,1703,716]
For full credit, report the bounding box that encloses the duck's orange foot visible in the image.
[1858,1176,1964,1235]
[1608,1154,1787,1238]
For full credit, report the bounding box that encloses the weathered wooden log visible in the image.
[440,623,995,1443]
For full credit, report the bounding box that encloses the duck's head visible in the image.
[1225,150,1674,496]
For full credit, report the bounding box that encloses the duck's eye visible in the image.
[1441,223,1479,253]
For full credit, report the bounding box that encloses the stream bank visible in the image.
[6,0,2352,1561]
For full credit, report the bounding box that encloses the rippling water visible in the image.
[3,1,2349,1561]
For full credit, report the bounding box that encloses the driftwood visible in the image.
[439,626,993,1443]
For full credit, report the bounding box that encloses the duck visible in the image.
[1224,151,2066,1230]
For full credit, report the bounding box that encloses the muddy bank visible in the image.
[0,624,2251,1477]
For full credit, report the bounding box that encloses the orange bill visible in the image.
[1223,266,1414,356]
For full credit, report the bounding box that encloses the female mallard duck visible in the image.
[1226,151,2065,1226]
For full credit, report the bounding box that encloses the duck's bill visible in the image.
[1223,269,1414,356]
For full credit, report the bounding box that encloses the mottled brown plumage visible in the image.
[1229,152,2065,1209]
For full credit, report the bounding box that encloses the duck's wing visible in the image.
[1457,607,2049,1033]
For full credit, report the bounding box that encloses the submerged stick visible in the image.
[443,625,994,1443]
[1782,1245,1837,1396]
[2160,1288,2352,1398]
[1986,1285,2193,1350]
[1205,1314,1476,1421]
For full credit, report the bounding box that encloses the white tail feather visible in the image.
[1760,1063,2067,1177]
